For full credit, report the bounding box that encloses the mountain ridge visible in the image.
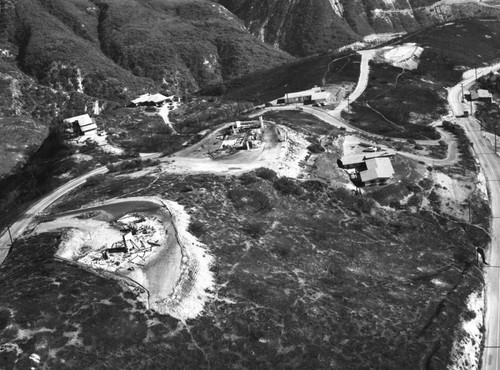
[218,0,500,56]
[0,0,294,101]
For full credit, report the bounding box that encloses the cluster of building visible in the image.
[208,118,265,158]
[270,86,333,106]
[79,214,163,273]
[339,150,396,187]
[62,92,179,139]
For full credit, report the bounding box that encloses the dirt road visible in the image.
[0,166,109,265]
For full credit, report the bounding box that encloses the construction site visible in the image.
[207,118,267,159]
[78,213,164,274]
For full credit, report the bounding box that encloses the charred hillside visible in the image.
[219,0,500,57]
[0,0,293,100]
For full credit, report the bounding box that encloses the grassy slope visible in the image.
[222,51,361,103]
[0,163,486,369]
[346,19,500,139]
[346,62,446,139]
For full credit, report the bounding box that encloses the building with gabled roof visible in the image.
[339,150,396,169]
[63,114,97,136]
[360,157,395,186]
[129,93,171,107]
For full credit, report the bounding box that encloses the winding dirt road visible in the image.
[0,166,109,265]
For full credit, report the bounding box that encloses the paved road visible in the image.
[0,166,109,265]
[447,62,500,370]
[330,50,376,117]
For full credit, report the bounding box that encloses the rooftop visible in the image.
[360,157,395,182]
[63,114,93,126]
[341,150,396,166]
[131,93,170,105]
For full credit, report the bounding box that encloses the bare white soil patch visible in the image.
[158,102,180,134]
[448,289,484,370]
[432,171,472,220]
[30,197,214,321]
[372,43,424,70]
[161,124,309,179]
[157,200,214,321]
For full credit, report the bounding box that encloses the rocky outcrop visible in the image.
[219,0,500,56]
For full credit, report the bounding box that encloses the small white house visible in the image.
[63,114,97,136]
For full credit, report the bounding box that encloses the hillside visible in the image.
[0,165,487,369]
[0,0,293,99]
[219,0,500,57]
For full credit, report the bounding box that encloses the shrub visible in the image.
[407,184,422,193]
[428,190,441,207]
[107,158,159,173]
[227,188,273,212]
[407,194,422,207]
[329,187,375,215]
[188,220,205,237]
[239,173,258,186]
[272,243,291,258]
[255,167,277,181]
[307,143,325,154]
[419,178,433,190]
[301,180,327,193]
[244,222,266,239]
[83,174,108,188]
[273,177,304,196]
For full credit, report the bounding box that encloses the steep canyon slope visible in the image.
[219,0,500,56]
[0,0,293,100]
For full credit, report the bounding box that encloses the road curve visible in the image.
[0,166,109,265]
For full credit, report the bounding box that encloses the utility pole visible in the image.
[7,226,13,245]
[495,122,497,154]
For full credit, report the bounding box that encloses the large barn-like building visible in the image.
[129,93,171,107]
